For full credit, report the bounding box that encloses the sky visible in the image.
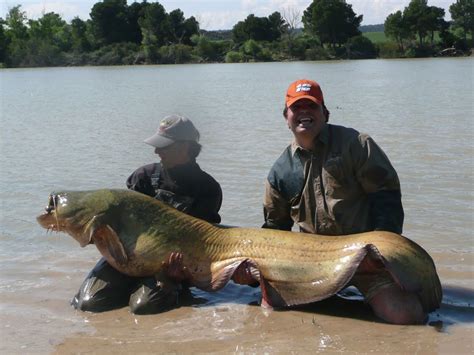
[1,0,454,30]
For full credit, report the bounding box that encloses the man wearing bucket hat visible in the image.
[249,79,425,324]
[72,115,222,314]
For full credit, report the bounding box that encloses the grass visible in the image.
[362,32,387,43]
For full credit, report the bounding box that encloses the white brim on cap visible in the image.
[143,133,175,148]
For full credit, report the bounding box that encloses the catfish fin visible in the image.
[259,247,369,307]
[368,241,442,312]
[83,214,104,247]
[199,259,254,291]
[260,276,286,308]
[91,224,128,267]
[206,259,242,291]
[368,243,421,293]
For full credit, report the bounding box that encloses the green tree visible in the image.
[90,0,130,46]
[28,12,71,52]
[267,11,288,41]
[5,5,28,41]
[302,0,362,48]
[232,20,250,43]
[232,13,287,44]
[168,9,199,45]
[425,6,447,45]
[0,18,8,63]
[345,35,377,59]
[384,10,411,51]
[403,0,430,46]
[402,0,447,47]
[127,0,148,44]
[4,5,29,66]
[192,35,231,62]
[138,2,169,62]
[71,17,91,52]
[450,0,474,44]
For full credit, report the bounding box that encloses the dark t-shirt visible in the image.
[126,161,222,223]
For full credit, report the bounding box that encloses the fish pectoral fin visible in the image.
[260,276,287,308]
[84,214,105,246]
[364,244,422,293]
[260,247,371,307]
[91,224,128,266]
[205,259,252,291]
[209,262,238,291]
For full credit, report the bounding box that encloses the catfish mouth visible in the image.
[37,193,64,232]
[37,192,95,247]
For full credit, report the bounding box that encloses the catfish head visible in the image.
[37,190,119,247]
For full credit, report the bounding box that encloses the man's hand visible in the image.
[232,261,258,285]
[162,252,191,282]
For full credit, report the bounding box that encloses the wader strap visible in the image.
[150,164,162,196]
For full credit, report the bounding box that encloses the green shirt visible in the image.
[264,123,403,235]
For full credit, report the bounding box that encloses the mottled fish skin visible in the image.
[37,189,442,312]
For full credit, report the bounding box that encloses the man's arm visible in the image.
[262,180,294,231]
[368,190,404,234]
[126,165,156,197]
[187,179,222,224]
[353,135,404,234]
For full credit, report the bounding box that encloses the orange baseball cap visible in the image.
[285,79,324,108]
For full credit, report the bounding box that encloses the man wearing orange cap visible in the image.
[72,115,223,314]
[258,79,425,324]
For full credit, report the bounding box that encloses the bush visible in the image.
[225,50,244,63]
[8,39,66,67]
[258,47,273,61]
[288,37,310,60]
[89,42,140,65]
[404,44,436,58]
[193,36,232,62]
[377,42,404,58]
[242,39,262,57]
[142,44,161,64]
[305,46,331,60]
[158,44,193,64]
[345,35,378,59]
[63,52,91,66]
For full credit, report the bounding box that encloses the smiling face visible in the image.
[285,99,327,150]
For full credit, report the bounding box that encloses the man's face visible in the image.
[154,141,190,168]
[286,99,326,147]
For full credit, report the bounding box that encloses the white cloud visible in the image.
[22,2,86,20]
[198,10,249,30]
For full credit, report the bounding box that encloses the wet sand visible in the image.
[1,252,473,354]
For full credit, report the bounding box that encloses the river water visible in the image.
[1,58,473,353]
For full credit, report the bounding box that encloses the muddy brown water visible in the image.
[1,58,473,353]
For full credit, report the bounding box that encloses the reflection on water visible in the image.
[0,58,473,353]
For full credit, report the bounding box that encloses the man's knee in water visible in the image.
[368,285,426,325]
[71,258,136,312]
[129,279,180,315]
[71,288,129,312]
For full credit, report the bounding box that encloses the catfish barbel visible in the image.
[36,189,442,318]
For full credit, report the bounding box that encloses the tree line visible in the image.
[0,0,472,68]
